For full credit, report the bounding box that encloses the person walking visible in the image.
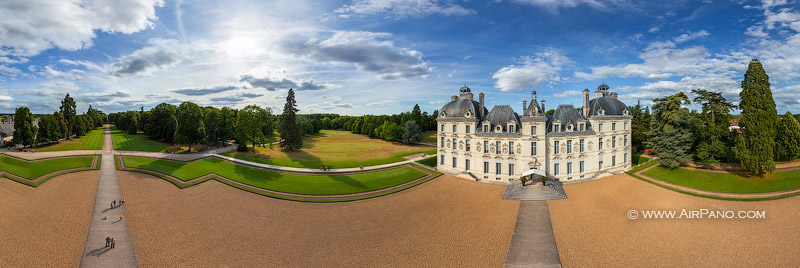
[110,201,113,209]
[105,237,110,247]
[111,237,116,249]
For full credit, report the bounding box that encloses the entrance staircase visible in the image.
[502,179,566,201]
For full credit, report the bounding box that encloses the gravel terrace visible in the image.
[118,172,519,267]
[0,171,99,267]
[548,173,800,267]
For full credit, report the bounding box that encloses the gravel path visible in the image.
[118,172,520,267]
[0,171,99,267]
[548,173,800,267]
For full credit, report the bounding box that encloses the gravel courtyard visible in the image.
[549,173,800,267]
[118,172,519,267]
[0,171,99,267]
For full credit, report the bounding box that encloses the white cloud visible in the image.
[508,0,632,12]
[673,30,710,43]
[43,65,84,80]
[109,39,211,77]
[0,0,164,57]
[334,0,476,18]
[0,95,13,101]
[492,50,570,91]
[553,90,583,98]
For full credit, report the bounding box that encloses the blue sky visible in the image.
[1,0,800,115]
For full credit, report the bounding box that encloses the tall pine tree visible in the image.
[60,93,76,139]
[775,112,800,161]
[735,59,778,175]
[12,107,37,148]
[279,88,303,151]
[645,92,693,168]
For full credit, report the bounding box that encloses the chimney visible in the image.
[451,95,458,101]
[611,92,618,99]
[465,92,474,100]
[479,93,485,117]
[541,100,546,113]
[522,100,527,114]
[582,88,590,117]
[595,90,603,99]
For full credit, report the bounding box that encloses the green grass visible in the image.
[0,154,95,179]
[221,130,436,168]
[642,166,800,194]
[421,131,437,144]
[122,156,428,195]
[111,125,170,152]
[631,153,650,165]
[34,127,105,152]
[418,156,437,167]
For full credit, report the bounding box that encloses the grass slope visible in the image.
[0,155,95,179]
[642,166,800,194]
[421,131,437,144]
[122,156,428,195]
[111,125,170,152]
[34,127,104,152]
[418,156,437,167]
[222,130,436,168]
[631,154,650,165]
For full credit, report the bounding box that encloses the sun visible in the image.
[218,34,263,58]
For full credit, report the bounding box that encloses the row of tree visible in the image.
[11,94,106,148]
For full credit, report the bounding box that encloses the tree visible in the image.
[218,107,236,146]
[382,122,402,141]
[321,117,331,129]
[205,108,220,146]
[124,111,138,135]
[12,107,37,148]
[237,105,270,150]
[74,115,88,137]
[645,92,694,168]
[545,109,555,115]
[401,120,422,144]
[174,102,206,152]
[279,88,303,151]
[775,112,800,161]
[36,114,58,144]
[630,100,651,150]
[735,59,778,175]
[60,93,76,139]
[53,112,68,140]
[691,89,735,162]
[411,104,422,125]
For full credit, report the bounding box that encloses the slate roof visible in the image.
[546,105,590,133]
[440,97,486,119]
[587,96,629,116]
[484,105,520,132]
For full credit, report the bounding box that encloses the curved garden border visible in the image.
[116,155,442,202]
[0,153,101,187]
[630,161,800,201]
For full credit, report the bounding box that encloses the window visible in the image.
[613,154,617,166]
[452,138,457,149]
[579,123,584,131]
[466,125,471,134]
[465,158,470,171]
[612,122,616,131]
[453,157,457,168]
[612,136,616,148]
[579,159,585,173]
[496,141,501,154]
[599,123,603,132]
[554,141,560,154]
[624,152,628,164]
[509,125,515,132]
[624,135,628,146]
[453,125,457,132]
[554,162,560,176]
[440,137,445,147]
[599,160,603,170]
[440,154,444,165]
[567,140,572,154]
[483,161,489,173]
[466,139,471,152]
[496,162,501,175]
[553,124,560,132]
[567,161,572,174]
[484,141,489,153]
[483,125,488,132]
[440,124,444,131]
[508,163,514,176]
[579,139,585,152]
[599,138,603,150]
[531,142,537,156]
[531,126,537,135]
[509,141,514,155]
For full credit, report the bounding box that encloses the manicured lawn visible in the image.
[221,130,437,168]
[421,131,437,144]
[631,153,651,165]
[642,166,800,194]
[418,156,437,167]
[0,155,95,179]
[111,125,170,152]
[122,156,428,195]
[34,127,105,152]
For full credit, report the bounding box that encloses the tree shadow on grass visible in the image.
[284,149,324,169]
[328,175,368,190]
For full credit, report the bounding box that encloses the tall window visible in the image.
[567,140,572,154]
[567,161,572,174]
[612,136,616,148]
[554,162,560,175]
[599,160,603,170]
[579,159,585,173]
[466,125,471,134]
[579,139,585,152]
[531,142,537,156]
[484,141,488,153]
[624,152,628,164]
[466,139,471,152]
[496,141,501,154]
[612,122,616,131]
[496,162,501,175]
[554,141,560,154]
[612,154,617,166]
[579,123,584,131]
[509,125,515,132]
[508,163,514,175]
[509,141,514,155]
[452,138,457,149]
[465,158,470,171]
[531,126,537,135]
[599,138,603,150]
[483,125,488,132]
[484,161,489,173]
[624,135,628,146]
[440,154,444,165]
[598,123,603,132]
[441,124,444,131]
[452,125,457,132]
[452,157,457,168]
[440,137,445,147]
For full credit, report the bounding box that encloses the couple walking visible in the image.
[105,237,116,248]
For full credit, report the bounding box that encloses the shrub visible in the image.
[237,143,248,152]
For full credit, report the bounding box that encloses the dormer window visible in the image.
[496,126,502,132]
[465,111,472,117]
[508,124,515,132]
[483,124,489,132]
[566,124,573,132]
[553,123,560,132]
[579,123,584,131]
[623,109,629,115]
[598,109,605,116]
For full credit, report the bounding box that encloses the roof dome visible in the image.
[459,86,471,95]
[587,96,629,116]
[597,83,609,91]
[440,96,484,118]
